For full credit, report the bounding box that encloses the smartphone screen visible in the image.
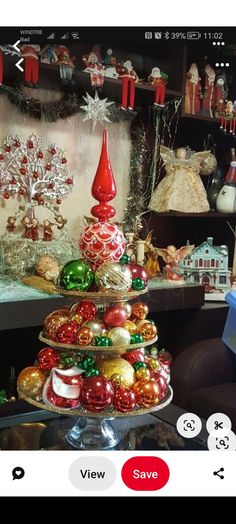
[0,19,236,497]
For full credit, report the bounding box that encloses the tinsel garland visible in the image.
[0,85,132,123]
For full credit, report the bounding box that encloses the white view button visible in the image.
[69,457,116,491]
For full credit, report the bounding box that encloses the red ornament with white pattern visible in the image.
[43,366,83,409]
[79,130,126,268]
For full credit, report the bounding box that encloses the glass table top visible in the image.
[0,402,208,451]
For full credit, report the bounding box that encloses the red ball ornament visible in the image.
[50,148,56,155]
[21,156,28,164]
[5,145,11,152]
[113,386,136,412]
[3,191,10,199]
[80,376,114,412]
[43,377,80,409]
[123,348,146,365]
[14,141,21,147]
[71,300,96,322]
[0,154,4,160]
[27,140,34,149]
[61,158,67,164]
[66,178,73,185]
[46,164,51,171]
[128,264,148,286]
[55,321,78,344]
[79,222,125,268]
[103,304,128,328]
[20,167,27,175]
[19,187,25,195]
[150,372,168,400]
[37,347,60,371]
[47,183,54,189]
[158,350,172,368]
[37,151,43,159]
[33,172,39,179]
[56,198,61,205]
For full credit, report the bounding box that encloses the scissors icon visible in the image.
[214,421,223,430]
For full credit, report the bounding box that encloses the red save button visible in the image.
[121,456,170,491]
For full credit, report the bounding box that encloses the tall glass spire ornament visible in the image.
[79,130,126,269]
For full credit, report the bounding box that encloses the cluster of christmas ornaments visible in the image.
[43,300,157,347]
[59,258,148,293]
[17,346,171,413]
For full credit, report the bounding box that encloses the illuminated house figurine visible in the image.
[181,237,231,291]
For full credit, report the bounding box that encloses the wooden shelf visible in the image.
[150,211,236,218]
[181,112,219,124]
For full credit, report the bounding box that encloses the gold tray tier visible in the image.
[18,386,173,418]
[39,332,158,356]
[55,287,148,303]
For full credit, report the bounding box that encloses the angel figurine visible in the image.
[155,244,195,283]
[148,146,216,214]
[144,231,160,278]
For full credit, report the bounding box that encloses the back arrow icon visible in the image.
[13,40,21,52]
[15,58,24,72]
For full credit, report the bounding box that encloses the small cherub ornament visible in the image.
[35,255,59,284]
[55,214,67,230]
[42,219,53,241]
[21,215,32,239]
[156,244,195,283]
[148,67,168,107]
[6,216,16,233]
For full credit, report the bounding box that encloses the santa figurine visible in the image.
[116,60,138,111]
[20,45,40,88]
[213,74,228,121]
[148,67,168,107]
[184,63,201,115]
[83,51,105,92]
[202,64,216,117]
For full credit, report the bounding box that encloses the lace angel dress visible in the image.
[149,146,216,214]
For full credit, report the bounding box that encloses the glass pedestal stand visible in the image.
[18,287,173,450]
[66,417,120,450]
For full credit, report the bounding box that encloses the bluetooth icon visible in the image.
[164,32,170,40]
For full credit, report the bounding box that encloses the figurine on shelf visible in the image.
[155,244,195,283]
[35,255,59,284]
[148,146,216,214]
[6,216,16,234]
[40,45,58,64]
[213,74,228,118]
[21,215,32,239]
[116,60,138,111]
[56,46,76,84]
[31,217,39,241]
[0,48,3,85]
[125,232,137,262]
[202,64,216,117]
[55,214,67,230]
[42,219,53,241]
[20,44,41,88]
[144,231,160,278]
[83,51,105,92]
[104,48,119,79]
[148,67,168,107]
[184,63,201,115]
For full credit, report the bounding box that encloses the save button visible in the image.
[121,456,169,491]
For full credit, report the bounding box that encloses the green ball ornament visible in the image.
[133,361,147,371]
[94,336,112,347]
[85,368,100,378]
[134,334,144,344]
[120,254,131,265]
[132,277,145,291]
[60,259,94,291]
[81,356,95,370]
[130,334,136,344]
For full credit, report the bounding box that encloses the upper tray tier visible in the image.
[55,287,148,303]
[39,332,158,356]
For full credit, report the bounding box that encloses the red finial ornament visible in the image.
[91,130,116,221]
[79,130,126,268]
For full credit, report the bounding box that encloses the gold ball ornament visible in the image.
[131,302,149,320]
[121,302,132,318]
[17,366,46,400]
[76,327,93,346]
[110,373,125,386]
[86,319,107,336]
[95,262,132,292]
[136,319,151,330]
[148,357,160,371]
[138,322,157,341]
[98,357,136,387]
[108,327,131,346]
[44,314,69,340]
[123,320,138,335]
[133,379,160,407]
[136,368,151,381]
[70,313,84,326]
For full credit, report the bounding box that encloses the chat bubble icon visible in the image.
[12,467,25,480]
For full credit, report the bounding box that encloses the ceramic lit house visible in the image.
[180,237,231,291]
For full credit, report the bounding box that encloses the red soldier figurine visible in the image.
[184,63,201,115]
[43,219,53,241]
[31,217,39,241]
[21,216,32,239]
[202,64,216,117]
[116,60,138,111]
[6,216,16,233]
[20,45,40,88]
[148,67,168,107]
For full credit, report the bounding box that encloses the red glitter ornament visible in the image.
[55,321,78,344]
[37,347,60,371]
[123,349,146,365]
[103,304,128,328]
[71,300,96,322]
[80,376,114,412]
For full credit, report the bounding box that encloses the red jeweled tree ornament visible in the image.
[79,130,126,268]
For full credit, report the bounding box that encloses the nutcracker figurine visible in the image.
[148,67,168,107]
[116,60,138,111]
[184,63,201,115]
[20,45,40,88]
[202,64,216,117]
